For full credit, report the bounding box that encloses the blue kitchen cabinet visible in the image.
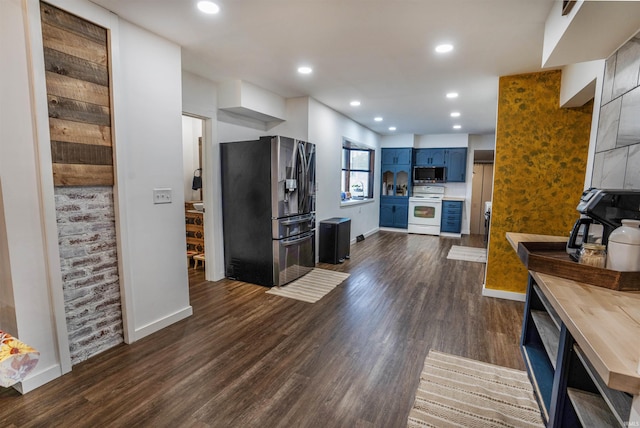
[381,148,412,165]
[441,200,463,233]
[380,149,410,229]
[381,164,410,197]
[414,148,445,166]
[380,197,409,228]
[444,148,467,182]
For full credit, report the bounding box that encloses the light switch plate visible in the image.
[153,188,172,204]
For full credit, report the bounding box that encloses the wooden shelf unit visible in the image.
[512,233,638,428]
[185,202,204,254]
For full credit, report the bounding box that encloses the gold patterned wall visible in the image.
[485,70,593,293]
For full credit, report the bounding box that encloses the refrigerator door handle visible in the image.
[280,214,314,226]
[282,231,314,247]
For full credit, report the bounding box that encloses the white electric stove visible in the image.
[408,185,444,235]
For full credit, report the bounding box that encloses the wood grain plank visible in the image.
[51,141,113,165]
[40,2,107,45]
[44,47,108,87]
[42,22,107,66]
[52,163,113,186]
[47,95,111,126]
[45,71,109,107]
[49,118,111,147]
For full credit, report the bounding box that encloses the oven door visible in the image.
[273,230,315,286]
[408,198,442,235]
[409,199,442,225]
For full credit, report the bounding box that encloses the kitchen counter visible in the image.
[508,232,640,424]
[508,232,640,394]
[442,196,465,201]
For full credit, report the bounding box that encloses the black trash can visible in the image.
[319,217,351,264]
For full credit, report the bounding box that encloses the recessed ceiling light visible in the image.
[388,126,396,131]
[374,117,383,122]
[350,100,361,107]
[435,44,454,53]
[297,66,313,74]
[446,92,459,99]
[453,125,462,130]
[197,1,220,14]
[450,111,461,117]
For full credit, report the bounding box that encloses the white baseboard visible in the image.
[440,232,462,238]
[482,284,526,302]
[350,227,382,245]
[130,306,193,342]
[15,363,62,394]
[378,227,408,233]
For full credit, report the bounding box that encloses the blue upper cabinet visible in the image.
[382,148,412,165]
[445,148,467,182]
[413,147,467,181]
[414,148,445,166]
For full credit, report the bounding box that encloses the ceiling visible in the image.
[89,0,559,136]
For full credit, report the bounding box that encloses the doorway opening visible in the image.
[470,150,494,242]
[182,115,205,282]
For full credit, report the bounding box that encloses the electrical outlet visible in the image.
[153,188,172,204]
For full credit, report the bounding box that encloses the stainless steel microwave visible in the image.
[413,166,446,183]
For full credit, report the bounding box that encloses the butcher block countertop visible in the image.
[507,232,640,395]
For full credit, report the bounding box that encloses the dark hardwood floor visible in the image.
[0,231,525,427]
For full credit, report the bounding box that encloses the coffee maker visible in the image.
[566,188,640,260]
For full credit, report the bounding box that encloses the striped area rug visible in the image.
[408,350,544,428]
[266,268,350,303]
[446,245,487,263]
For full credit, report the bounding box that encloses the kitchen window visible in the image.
[341,139,374,202]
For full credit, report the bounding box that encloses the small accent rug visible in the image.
[446,245,487,263]
[408,350,543,428]
[266,268,350,303]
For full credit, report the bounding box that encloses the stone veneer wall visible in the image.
[485,70,593,294]
[593,33,640,189]
[55,187,123,364]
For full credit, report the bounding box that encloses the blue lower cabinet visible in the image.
[380,198,409,228]
[441,200,462,233]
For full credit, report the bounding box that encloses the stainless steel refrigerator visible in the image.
[220,136,316,286]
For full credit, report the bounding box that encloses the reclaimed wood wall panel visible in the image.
[51,141,113,165]
[49,118,111,147]
[47,95,111,126]
[52,164,113,186]
[41,22,108,66]
[40,2,107,45]
[43,47,108,87]
[41,1,113,186]
[45,72,110,106]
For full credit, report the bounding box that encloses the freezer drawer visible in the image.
[272,213,315,239]
[273,230,315,286]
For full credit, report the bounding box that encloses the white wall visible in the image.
[415,133,470,148]
[308,99,381,242]
[182,71,224,281]
[0,0,193,392]
[115,19,192,339]
[182,116,203,202]
[0,0,64,392]
[380,134,415,148]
